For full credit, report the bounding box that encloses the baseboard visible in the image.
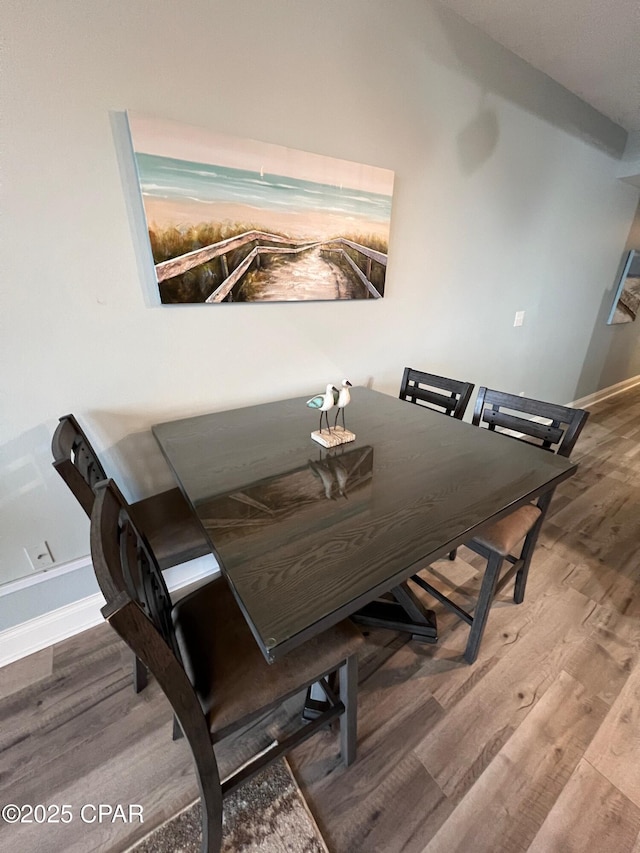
[0,593,105,669]
[0,554,95,598]
[569,374,640,409]
[0,554,219,669]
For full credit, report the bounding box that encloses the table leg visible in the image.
[351,582,438,643]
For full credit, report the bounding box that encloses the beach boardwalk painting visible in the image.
[127,112,395,304]
[608,249,640,324]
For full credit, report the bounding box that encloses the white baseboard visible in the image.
[569,374,640,409]
[0,593,106,669]
[0,554,94,598]
[0,554,219,669]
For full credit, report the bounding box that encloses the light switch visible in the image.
[514,311,525,327]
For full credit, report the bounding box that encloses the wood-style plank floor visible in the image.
[1,385,639,852]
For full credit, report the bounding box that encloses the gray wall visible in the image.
[2,0,639,614]
[626,200,640,248]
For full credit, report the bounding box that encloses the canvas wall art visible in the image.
[608,249,640,324]
[126,112,394,304]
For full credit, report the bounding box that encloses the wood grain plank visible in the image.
[421,672,609,853]
[528,759,640,853]
[415,587,595,798]
[322,753,451,853]
[0,718,198,853]
[584,655,640,808]
[0,646,53,700]
[550,476,640,546]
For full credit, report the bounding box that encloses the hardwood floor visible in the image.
[1,385,639,852]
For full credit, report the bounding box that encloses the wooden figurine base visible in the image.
[311,426,356,448]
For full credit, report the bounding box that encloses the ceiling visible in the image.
[437,0,640,134]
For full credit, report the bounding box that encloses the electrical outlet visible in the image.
[25,541,54,571]
[514,310,525,327]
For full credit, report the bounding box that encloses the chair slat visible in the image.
[473,387,589,457]
[406,385,457,413]
[52,416,106,517]
[482,408,564,445]
[399,367,474,420]
[475,389,575,424]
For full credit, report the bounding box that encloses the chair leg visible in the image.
[191,738,223,853]
[172,714,184,741]
[132,653,148,693]
[513,492,552,605]
[339,654,358,766]
[200,800,222,853]
[464,551,503,665]
[513,527,542,604]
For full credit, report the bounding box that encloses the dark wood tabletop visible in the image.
[152,388,577,662]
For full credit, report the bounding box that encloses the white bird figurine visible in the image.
[334,379,353,430]
[307,383,338,434]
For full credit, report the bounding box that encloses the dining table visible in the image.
[152,387,577,663]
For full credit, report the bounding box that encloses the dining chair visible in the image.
[51,413,211,692]
[399,367,475,563]
[409,388,589,664]
[399,367,475,420]
[90,479,362,853]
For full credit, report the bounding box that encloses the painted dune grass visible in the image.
[149,222,388,303]
[127,112,394,303]
[148,220,275,304]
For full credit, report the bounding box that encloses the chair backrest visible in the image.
[399,367,474,420]
[472,387,589,457]
[51,414,107,516]
[90,479,222,850]
[91,479,179,658]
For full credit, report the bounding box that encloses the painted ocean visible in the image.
[134,152,393,224]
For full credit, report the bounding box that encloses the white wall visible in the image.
[619,132,640,188]
[2,0,639,607]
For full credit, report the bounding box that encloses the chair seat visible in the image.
[172,577,363,741]
[470,504,542,556]
[131,487,211,571]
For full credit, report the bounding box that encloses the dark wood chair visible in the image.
[399,367,475,563]
[399,367,474,420]
[51,414,211,691]
[409,388,589,663]
[90,479,362,853]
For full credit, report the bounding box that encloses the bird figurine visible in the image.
[334,379,353,430]
[306,383,338,434]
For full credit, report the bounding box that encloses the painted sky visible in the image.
[127,111,394,198]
